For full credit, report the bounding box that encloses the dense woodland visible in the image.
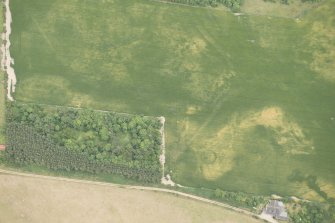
[158,0,243,11]
[5,103,163,182]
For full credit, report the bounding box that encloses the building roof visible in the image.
[263,200,289,221]
[0,144,5,150]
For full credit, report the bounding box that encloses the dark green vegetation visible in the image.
[286,199,335,223]
[264,0,319,4]
[5,103,162,182]
[9,0,335,200]
[288,170,335,203]
[159,0,242,11]
[214,189,267,211]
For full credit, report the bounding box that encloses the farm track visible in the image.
[0,168,270,222]
[2,0,17,101]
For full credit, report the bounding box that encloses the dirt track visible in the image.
[2,0,17,101]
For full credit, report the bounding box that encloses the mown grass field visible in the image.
[10,0,335,200]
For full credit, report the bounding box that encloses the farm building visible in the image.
[262,200,289,221]
[0,144,5,151]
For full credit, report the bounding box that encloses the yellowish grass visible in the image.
[185,71,235,101]
[177,106,314,181]
[185,105,201,115]
[318,179,335,200]
[241,0,314,18]
[308,21,335,82]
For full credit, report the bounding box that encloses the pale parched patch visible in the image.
[16,75,69,100]
[200,124,241,180]
[175,37,207,57]
[293,177,335,202]
[241,107,313,155]
[318,178,335,200]
[179,106,314,181]
[305,0,335,82]
[188,37,206,55]
[101,63,129,82]
[70,49,103,75]
[71,93,95,108]
[185,71,235,101]
[308,21,335,82]
[185,105,201,115]
[297,182,325,202]
[127,3,155,19]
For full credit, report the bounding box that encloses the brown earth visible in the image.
[0,173,263,223]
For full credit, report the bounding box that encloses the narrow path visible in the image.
[0,168,270,222]
[159,116,166,178]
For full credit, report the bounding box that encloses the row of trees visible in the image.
[287,201,335,223]
[264,0,320,5]
[213,189,267,211]
[159,0,318,11]
[5,103,163,182]
[158,0,242,11]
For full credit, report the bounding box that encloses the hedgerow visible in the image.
[158,0,243,11]
[213,189,267,211]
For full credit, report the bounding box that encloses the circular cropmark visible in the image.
[200,150,218,164]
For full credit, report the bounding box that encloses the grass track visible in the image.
[9,0,335,199]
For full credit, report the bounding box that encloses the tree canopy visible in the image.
[5,103,163,182]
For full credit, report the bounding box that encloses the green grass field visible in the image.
[10,0,335,200]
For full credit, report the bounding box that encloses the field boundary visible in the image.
[0,168,270,222]
[14,101,164,118]
[1,0,17,101]
[159,116,166,178]
[148,0,229,11]
[149,0,320,19]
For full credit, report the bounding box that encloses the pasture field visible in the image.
[9,0,335,200]
[0,173,262,223]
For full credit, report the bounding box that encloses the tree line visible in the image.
[5,103,163,183]
[264,0,320,5]
[213,188,267,211]
[158,0,242,11]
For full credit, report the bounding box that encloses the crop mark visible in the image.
[31,17,55,52]
[185,106,315,181]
